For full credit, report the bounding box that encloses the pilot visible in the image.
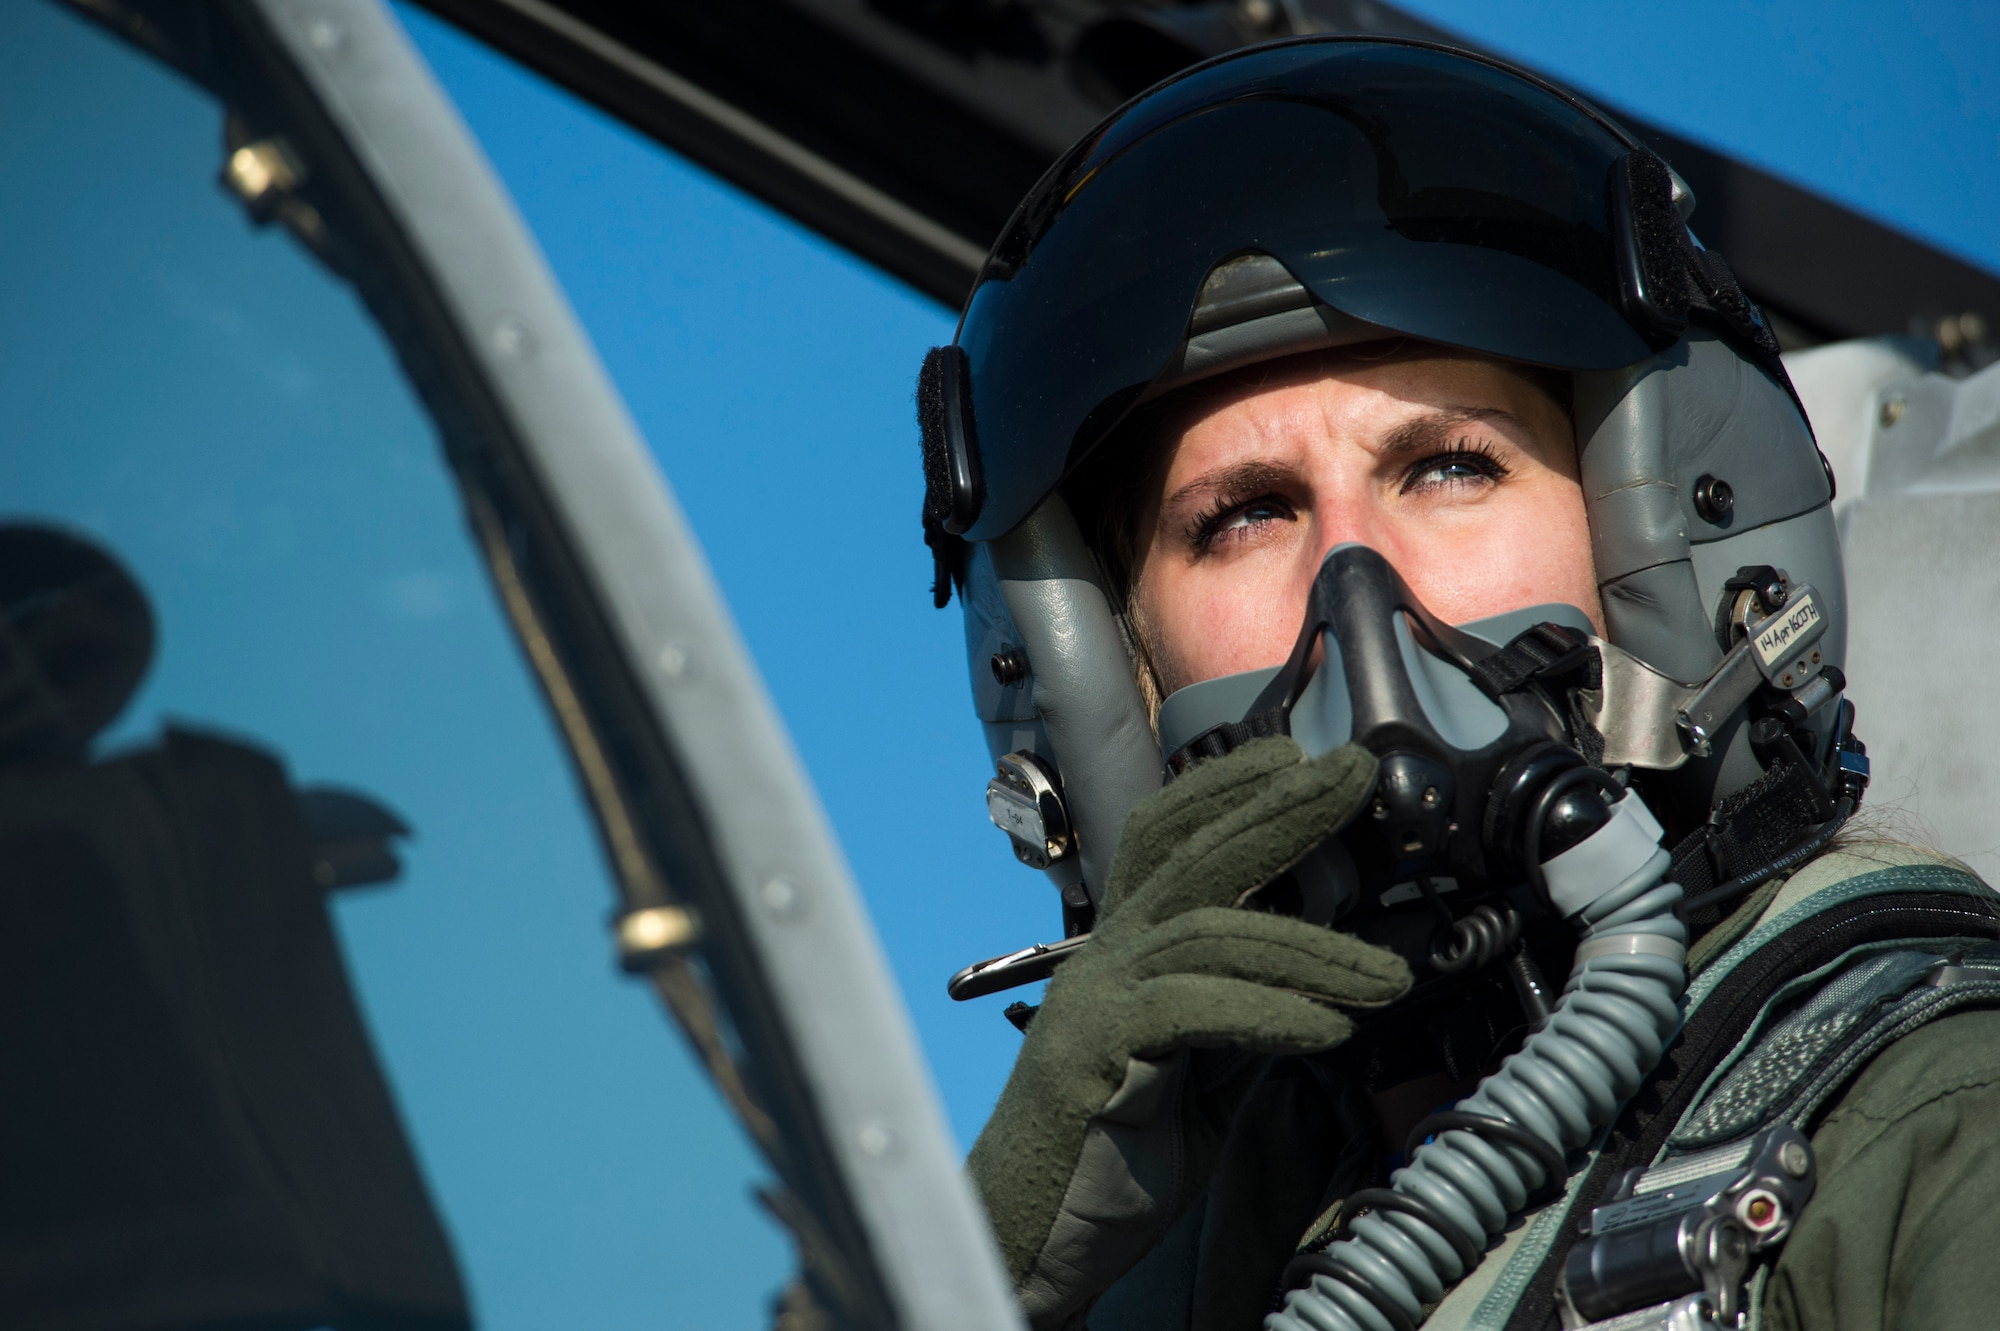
[919,37,2000,1331]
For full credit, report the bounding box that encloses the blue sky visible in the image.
[5,1,1996,1328]
[1395,0,1999,275]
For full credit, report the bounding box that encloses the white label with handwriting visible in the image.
[1754,593,1823,669]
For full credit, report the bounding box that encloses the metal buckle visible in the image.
[984,750,1074,869]
[1560,1125,1816,1328]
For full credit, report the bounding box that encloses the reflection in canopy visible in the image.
[0,524,460,1330]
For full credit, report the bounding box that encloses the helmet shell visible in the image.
[930,37,1839,890]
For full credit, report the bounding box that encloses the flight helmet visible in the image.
[918,37,1846,913]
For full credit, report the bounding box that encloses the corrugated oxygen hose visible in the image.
[1268,793,1685,1331]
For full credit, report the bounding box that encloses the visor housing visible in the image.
[956,39,1660,542]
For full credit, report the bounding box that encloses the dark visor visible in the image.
[956,38,1653,542]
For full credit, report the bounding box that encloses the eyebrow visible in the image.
[1160,405,1524,515]
[1161,458,1297,516]
[1379,405,1523,461]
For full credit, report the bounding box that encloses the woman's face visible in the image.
[1129,353,1600,697]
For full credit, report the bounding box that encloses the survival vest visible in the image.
[1419,844,2000,1331]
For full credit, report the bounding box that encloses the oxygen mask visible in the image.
[950,543,1630,1006]
[1158,543,1616,946]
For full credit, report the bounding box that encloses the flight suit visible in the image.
[1083,842,2000,1331]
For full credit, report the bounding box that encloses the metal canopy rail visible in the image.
[408,0,2000,353]
[60,0,1024,1327]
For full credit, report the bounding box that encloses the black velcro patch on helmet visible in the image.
[1614,149,1788,372]
[1687,245,1784,361]
[1621,150,1693,327]
[917,345,983,607]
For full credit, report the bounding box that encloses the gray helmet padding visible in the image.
[965,503,1162,902]
[1162,255,1391,388]
[963,549,1087,898]
[961,544,1041,732]
[1577,330,1837,686]
[1571,329,1842,817]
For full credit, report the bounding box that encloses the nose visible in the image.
[1306,487,1392,575]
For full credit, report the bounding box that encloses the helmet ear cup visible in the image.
[918,345,984,607]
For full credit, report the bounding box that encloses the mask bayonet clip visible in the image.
[1584,584,1831,768]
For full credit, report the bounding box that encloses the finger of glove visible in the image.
[1128,907,1412,1006]
[1100,736,1305,918]
[1117,972,1358,1059]
[1130,743,1377,925]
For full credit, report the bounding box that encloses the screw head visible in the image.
[305,16,346,52]
[491,314,533,357]
[1693,474,1734,524]
[990,646,1028,687]
[1879,396,1906,428]
[657,643,694,680]
[759,877,803,916]
[1779,1140,1811,1177]
[856,1120,899,1158]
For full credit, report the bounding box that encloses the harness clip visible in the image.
[1560,1125,1816,1328]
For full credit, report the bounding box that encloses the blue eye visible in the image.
[1191,495,1296,549]
[1414,459,1484,484]
[1219,500,1286,531]
[1404,446,1505,493]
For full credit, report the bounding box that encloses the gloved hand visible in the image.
[967,737,1412,1329]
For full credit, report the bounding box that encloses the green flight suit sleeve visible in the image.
[1764,1005,2000,1331]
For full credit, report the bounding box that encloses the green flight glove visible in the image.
[966,737,1412,1330]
